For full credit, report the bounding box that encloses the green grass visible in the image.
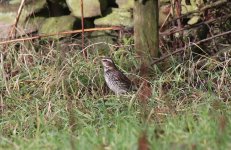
[0,40,231,149]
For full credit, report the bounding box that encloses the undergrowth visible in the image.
[0,39,230,149]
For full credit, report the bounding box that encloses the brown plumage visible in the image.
[101,57,134,95]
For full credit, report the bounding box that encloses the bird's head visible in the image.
[101,57,117,71]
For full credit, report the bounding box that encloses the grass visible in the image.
[0,39,231,150]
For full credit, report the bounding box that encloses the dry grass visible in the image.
[0,38,230,149]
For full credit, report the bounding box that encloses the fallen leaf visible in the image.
[138,80,152,103]
[138,132,149,150]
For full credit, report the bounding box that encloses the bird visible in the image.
[101,57,134,95]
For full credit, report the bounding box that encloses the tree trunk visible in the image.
[134,0,159,64]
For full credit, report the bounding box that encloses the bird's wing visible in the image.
[113,70,132,88]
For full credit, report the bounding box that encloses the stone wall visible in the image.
[0,0,172,39]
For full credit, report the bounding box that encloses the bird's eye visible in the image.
[102,59,110,62]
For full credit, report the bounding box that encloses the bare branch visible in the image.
[152,30,231,65]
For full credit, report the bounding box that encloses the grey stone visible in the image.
[39,15,76,39]
[0,0,47,39]
[94,8,133,27]
[66,0,108,18]
[88,31,117,53]
[116,0,134,9]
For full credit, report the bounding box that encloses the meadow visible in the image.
[0,39,230,149]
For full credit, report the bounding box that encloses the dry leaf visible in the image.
[138,132,149,150]
[138,80,152,103]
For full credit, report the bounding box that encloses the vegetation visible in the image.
[0,38,230,149]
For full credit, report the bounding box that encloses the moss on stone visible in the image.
[39,15,76,39]
[116,0,134,9]
[66,0,107,18]
[94,8,133,27]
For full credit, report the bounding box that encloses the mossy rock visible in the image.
[89,31,117,53]
[20,0,47,22]
[94,8,133,27]
[24,17,46,33]
[66,0,108,18]
[0,0,47,27]
[0,12,16,39]
[39,15,76,39]
[0,12,16,24]
[116,0,134,9]
[115,0,170,9]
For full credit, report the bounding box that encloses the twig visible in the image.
[9,0,26,38]
[0,27,121,45]
[175,0,182,30]
[160,13,231,36]
[152,30,231,65]
[159,7,171,31]
[2,0,26,53]
[168,0,228,24]
[175,0,183,47]
[80,0,87,59]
